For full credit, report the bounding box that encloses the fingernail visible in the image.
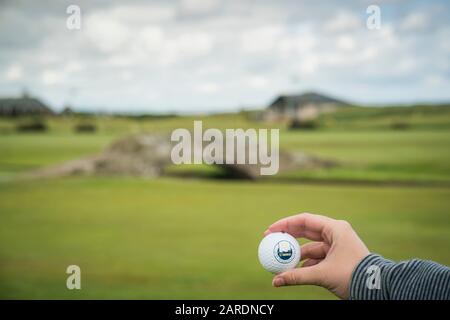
[273,277,285,287]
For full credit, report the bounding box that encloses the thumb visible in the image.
[273,266,322,287]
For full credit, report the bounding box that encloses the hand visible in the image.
[264,213,370,299]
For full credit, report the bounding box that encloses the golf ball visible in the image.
[258,232,301,274]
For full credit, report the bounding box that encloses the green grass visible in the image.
[1,105,450,184]
[0,134,116,178]
[0,113,273,135]
[0,177,449,299]
[318,105,450,130]
[278,130,450,183]
[0,109,450,299]
[2,129,450,184]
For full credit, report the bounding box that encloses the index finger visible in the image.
[264,213,335,241]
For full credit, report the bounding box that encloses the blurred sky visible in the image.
[0,0,449,113]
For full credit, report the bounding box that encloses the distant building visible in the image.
[0,94,54,117]
[264,91,349,122]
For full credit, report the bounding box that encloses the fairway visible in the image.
[280,130,450,183]
[1,116,450,299]
[2,128,450,184]
[0,177,449,299]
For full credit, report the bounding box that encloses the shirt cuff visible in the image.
[349,253,395,300]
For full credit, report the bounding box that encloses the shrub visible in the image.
[289,119,319,130]
[390,121,410,130]
[74,123,97,133]
[16,120,47,132]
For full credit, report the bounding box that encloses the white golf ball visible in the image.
[258,232,301,274]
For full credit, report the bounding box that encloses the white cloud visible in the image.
[424,74,446,87]
[41,70,65,85]
[5,64,23,81]
[84,12,131,53]
[0,1,448,110]
[401,13,429,31]
[195,82,220,94]
[137,26,165,51]
[240,26,283,53]
[278,30,317,57]
[106,3,175,23]
[336,35,356,51]
[395,57,418,75]
[359,46,378,61]
[120,70,134,82]
[298,54,320,75]
[64,61,83,73]
[439,28,450,53]
[246,75,268,88]
[179,0,221,16]
[324,11,361,33]
[172,32,213,56]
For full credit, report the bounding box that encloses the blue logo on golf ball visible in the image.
[274,240,295,263]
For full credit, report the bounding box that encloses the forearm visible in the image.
[350,253,450,300]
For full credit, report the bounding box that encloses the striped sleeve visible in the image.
[349,253,450,300]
